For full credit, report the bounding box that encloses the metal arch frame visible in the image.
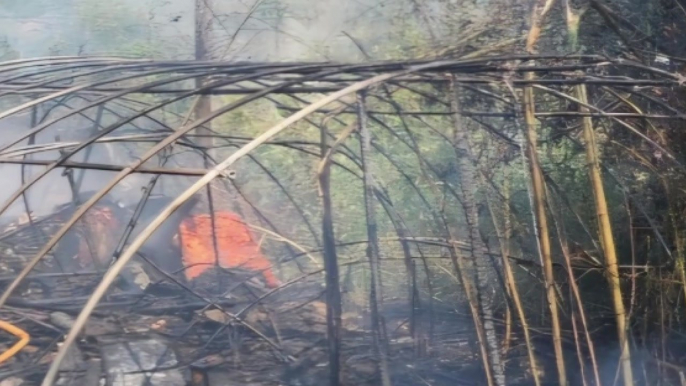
[0,55,682,384]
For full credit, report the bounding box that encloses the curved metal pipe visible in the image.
[0,64,328,311]
[40,59,475,385]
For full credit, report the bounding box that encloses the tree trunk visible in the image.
[450,78,505,386]
[577,84,634,386]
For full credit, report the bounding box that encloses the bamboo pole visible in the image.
[527,0,558,53]
[499,173,513,357]
[548,190,602,386]
[523,74,568,385]
[521,11,568,382]
[577,84,634,386]
[484,170,542,386]
[451,250,496,386]
[503,290,512,353]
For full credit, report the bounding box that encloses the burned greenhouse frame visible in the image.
[0,55,683,385]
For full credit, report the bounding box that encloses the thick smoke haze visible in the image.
[0,0,425,61]
[0,0,503,217]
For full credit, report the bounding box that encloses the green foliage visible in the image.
[371,15,432,60]
[73,0,156,57]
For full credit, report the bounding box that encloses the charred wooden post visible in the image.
[319,123,343,386]
[357,90,392,386]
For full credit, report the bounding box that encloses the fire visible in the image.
[66,204,279,288]
[178,212,279,288]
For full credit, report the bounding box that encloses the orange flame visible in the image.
[179,212,279,287]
